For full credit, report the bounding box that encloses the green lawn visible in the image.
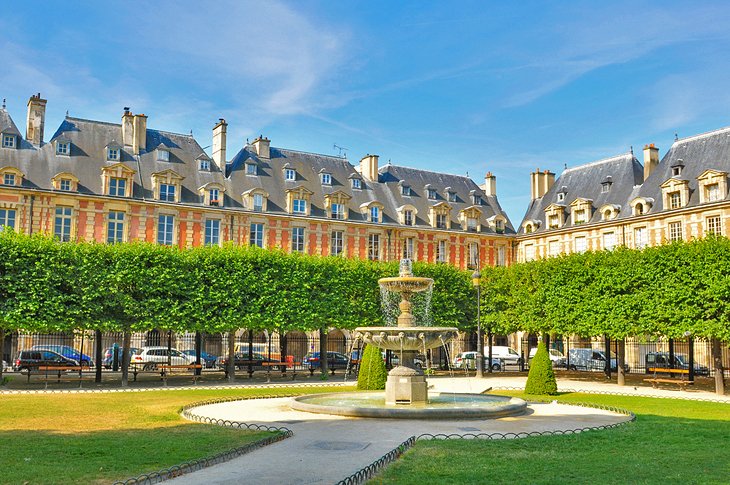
[1,385,351,484]
[373,393,730,484]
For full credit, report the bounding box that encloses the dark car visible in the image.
[14,349,79,371]
[31,345,94,367]
[218,352,280,370]
[645,352,709,376]
[302,351,353,369]
[101,346,141,368]
[182,349,218,368]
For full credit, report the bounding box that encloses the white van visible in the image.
[483,346,522,366]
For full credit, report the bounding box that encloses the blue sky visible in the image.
[3,1,730,224]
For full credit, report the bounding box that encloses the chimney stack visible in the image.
[132,113,147,155]
[643,143,659,181]
[25,93,47,146]
[121,108,134,148]
[252,135,270,159]
[482,171,497,197]
[212,119,227,171]
[359,154,379,182]
[530,168,556,200]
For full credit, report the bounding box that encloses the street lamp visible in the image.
[471,269,484,377]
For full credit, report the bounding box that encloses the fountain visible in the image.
[290,259,526,419]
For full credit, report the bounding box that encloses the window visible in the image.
[634,203,644,215]
[467,216,478,231]
[668,221,683,242]
[472,194,481,205]
[548,240,560,257]
[59,179,71,191]
[291,227,305,252]
[293,198,307,214]
[331,203,344,220]
[321,173,331,185]
[548,214,559,229]
[3,173,15,186]
[495,219,504,233]
[107,211,125,243]
[557,192,565,202]
[285,168,296,181]
[157,149,170,162]
[601,183,610,193]
[351,178,361,189]
[0,208,16,230]
[204,219,220,246]
[603,232,616,250]
[56,142,70,156]
[199,159,210,171]
[448,192,457,203]
[672,166,682,177]
[368,234,380,261]
[403,237,415,260]
[574,209,586,224]
[524,224,534,234]
[427,188,437,200]
[157,214,174,245]
[2,134,15,148]
[634,227,646,249]
[253,193,264,212]
[250,223,264,248]
[245,162,257,175]
[402,185,411,196]
[107,148,120,161]
[436,214,447,229]
[109,177,127,197]
[707,216,722,235]
[495,246,505,266]
[436,240,447,263]
[468,242,478,268]
[331,231,344,256]
[669,191,681,209]
[524,244,535,262]
[404,210,413,226]
[370,206,380,223]
[209,189,220,206]
[706,183,720,202]
[159,183,176,202]
[574,236,587,253]
[54,207,72,242]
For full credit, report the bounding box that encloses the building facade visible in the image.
[0,94,515,270]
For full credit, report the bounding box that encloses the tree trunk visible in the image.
[319,328,329,376]
[95,329,103,383]
[0,328,4,382]
[195,331,202,376]
[227,331,236,383]
[617,339,626,386]
[604,335,611,380]
[121,330,131,387]
[712,338,725,396]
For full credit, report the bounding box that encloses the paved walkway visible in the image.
[169,376,645,485]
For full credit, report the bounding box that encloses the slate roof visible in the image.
[0,107,22,136]
[519,153,644,234]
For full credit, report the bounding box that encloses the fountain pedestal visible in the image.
[385,365,427,405]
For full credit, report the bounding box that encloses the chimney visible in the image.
[643,143,659,181]
[212,119,227,171]
[25,93,47,146]
[359,154,379,182]
[132,113,147,155]
[530,168,555,200]
[482,171,497,197]
[121,108,134,148]
[252,135,270,159]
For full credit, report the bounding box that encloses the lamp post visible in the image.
[472,269,484,377]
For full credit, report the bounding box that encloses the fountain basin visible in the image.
[354,327,459,352]
[378,276,433,293]
[290,392,527,419]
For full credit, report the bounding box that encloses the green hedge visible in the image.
[524,342,558,395]
[357,344,388,390]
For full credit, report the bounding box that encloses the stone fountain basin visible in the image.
[378,276,433,293]
[354,327,459,351]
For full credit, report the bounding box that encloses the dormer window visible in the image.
[60,179,71,191]
[198,182,225,207]
[331,203,344,220]
[370,206,380,223]
[199,159,210,171]
[601,182,611,193]
[285,168,296,181]
[467,216,478,231]
[402,185,411,196]
[253,193,264,211]
[160,183,176,202]
[56,141,70,156]
[600,204,621,221]
[3,173,15,186]
[404,210,413,226]
[447,191,457,203]
[672,161,684,177]
[459,206,482,232]
[697,169,728,204]
[427,188,437,200]
[320,172,332,185]
[669,191,681,209]
[352,178,361,189]
[324,191,351,221]
[557,192,565,202]
[286,186,313,216]
[109,177,127,197]
[523,219,540,234]
[495,219,505,232]
[102,163,135,198]
[293,198,307,214]
[209,188,220,206]
[243,188,268,212]
[2,134,15,148]
[107,147,120,161]
[472,194,481,205]
[245,162,257,175]
[157,149,170,162]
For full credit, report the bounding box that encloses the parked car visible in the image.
[453,351,502,371]
[645,352,709,376]
[382,351,426,369]
[217,352,280,370]
[101,346,142,369]
[302,351,354,369]
[130,347,194,370]
[30,345,94,367]
[567,348,630,372]
[181,350,218,368]
[13,349,79,371]
[529,347,567,368]
[483,346,523,366]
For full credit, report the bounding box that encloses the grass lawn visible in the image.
[1,385,351,484]
[373,392,730,484]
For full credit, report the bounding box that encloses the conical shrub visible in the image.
[524,342,558,395]
[357,344,388,390]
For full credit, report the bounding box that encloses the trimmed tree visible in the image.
[357,344,388,390]
[525,342,558,395]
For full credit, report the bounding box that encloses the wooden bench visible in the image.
[157,364,203,385]
[644,367,694,390]
[26,366,92,389]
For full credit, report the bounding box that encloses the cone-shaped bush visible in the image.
[524,342,558,395]
[357,344,388,390]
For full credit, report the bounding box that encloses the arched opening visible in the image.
[145,329,161,347]
[284,331,309,363]
[327,329,346,354]
[635,203,643,215]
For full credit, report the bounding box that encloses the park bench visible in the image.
[26,365,92,389]
[157,363,203,385]
[644,367,694,390]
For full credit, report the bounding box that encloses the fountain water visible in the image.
[290,259,526,419]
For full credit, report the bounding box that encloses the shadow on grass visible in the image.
[3,424,275,484]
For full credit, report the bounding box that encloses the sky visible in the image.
[3,1,730,224]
